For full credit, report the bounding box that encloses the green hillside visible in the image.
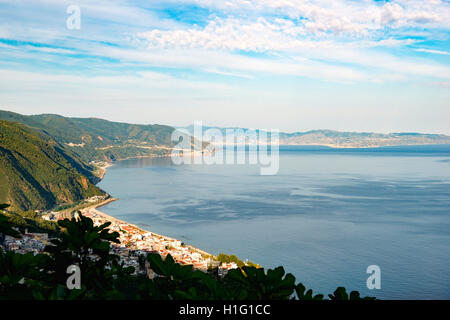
[0,120,105,211]
[0,110,177,162]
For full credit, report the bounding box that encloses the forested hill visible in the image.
[0,110,177,163]
[0,120,104,211]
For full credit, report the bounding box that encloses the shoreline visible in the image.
[91,152,174,181]
[85,165,215,259]
[82,199,182,245]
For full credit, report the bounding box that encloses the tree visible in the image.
[43,212,134,298]
[0,204,22,243]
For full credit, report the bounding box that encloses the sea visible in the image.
[98,145,450,299]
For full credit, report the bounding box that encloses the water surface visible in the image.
[98,145,450,299]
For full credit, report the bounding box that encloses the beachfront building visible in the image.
[3,206,238,279]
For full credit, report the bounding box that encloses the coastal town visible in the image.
[0,197,239,278]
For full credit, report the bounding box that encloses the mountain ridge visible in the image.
[177,125,450,148]
[0,110,178,163]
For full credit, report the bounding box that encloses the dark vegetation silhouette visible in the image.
[0,206,376,300]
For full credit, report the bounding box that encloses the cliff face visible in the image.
[0,120,104,211]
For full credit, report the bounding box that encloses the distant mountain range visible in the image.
[179,125,450,148]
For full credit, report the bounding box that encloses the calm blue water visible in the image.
[98,145,450,299]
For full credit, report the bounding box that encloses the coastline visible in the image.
[82,198,182,245]
[85,161,215,259]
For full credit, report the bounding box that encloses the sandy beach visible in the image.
[81,194,214,259]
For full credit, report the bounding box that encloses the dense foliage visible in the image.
[0,120,104,211]
[0,110,177,163]
[1,207,59,236]
[0,204,21,239]
[0,209,375,300]
[215,253,260,268]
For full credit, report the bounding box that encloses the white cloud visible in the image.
[135,16,421,53]
[170,0,450,35]
[137,18,308,52]
[23,45,76,55]
[431,81,450,88]
[94,46,367,82]
[0,42,14,49]
[415,48,450,55]
[125,0,450,84]
[135,0,450,52]
[0,69,231,92]
[1,1,449,93]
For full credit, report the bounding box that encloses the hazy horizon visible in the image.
[1,107,450,136]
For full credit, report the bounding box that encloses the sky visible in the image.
[0,0,449,134]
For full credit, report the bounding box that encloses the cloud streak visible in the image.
[415,48,450,55]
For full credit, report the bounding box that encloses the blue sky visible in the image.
[0,0,449,133]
